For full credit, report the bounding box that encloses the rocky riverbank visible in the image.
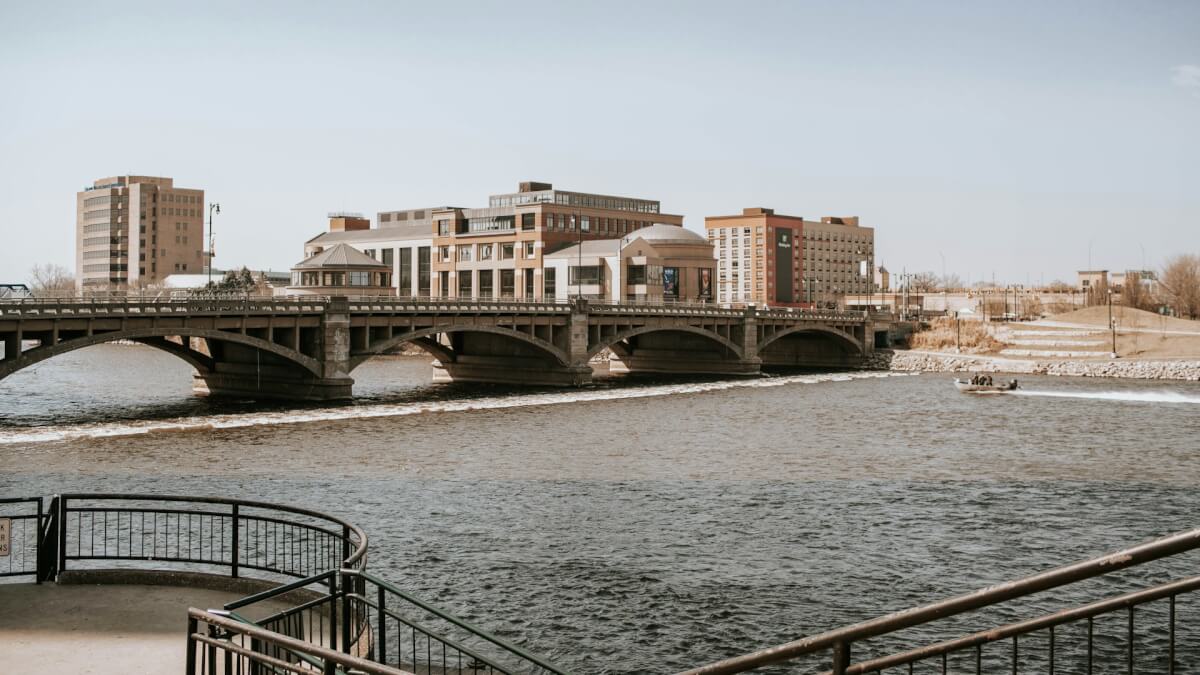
[868,350,1200,381]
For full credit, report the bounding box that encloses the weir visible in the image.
[0,295,878,400]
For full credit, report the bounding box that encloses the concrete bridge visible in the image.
[0,296,880,400]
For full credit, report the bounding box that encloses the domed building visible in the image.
[543,223,716,303]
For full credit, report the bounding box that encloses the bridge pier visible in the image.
[432,358,593,386]
[192,297,356,401]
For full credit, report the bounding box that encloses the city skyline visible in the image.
[1,1,1197,285]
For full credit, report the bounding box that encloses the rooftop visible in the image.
[293,243,388,270]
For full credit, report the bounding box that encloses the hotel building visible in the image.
[76,175,205,290]
[705,208,874,308]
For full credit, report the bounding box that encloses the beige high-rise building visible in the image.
[76,175,205,290]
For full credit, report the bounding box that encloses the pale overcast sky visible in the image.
[1,1,1197,285]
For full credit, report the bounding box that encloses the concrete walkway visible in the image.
[0,582,290,674]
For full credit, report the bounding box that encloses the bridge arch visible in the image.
[586,325,744,362]
[347,325,571,372]
[0,327,322,382]
[757,324,863,356]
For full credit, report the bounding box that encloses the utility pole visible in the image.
[206,202,221,287]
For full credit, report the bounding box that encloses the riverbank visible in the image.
[868,349,1200,380]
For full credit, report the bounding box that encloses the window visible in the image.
[569,265,606,285]
[349,271,373,286]
[439,246,450,262]
[458,245,472,262]
[382,248,394,266]
[418,247,431,296]
[399,248,412,294]
[627,265,646,284]
[581,216,591,232]
[458,271,473,297]
[500,269,515,297]
[437,220,451,236]
[501,242,515,260]
[521,213,535,231]
[478,269,494,298]
[545,214,556,230]
[524,268,535,297]
[479,244,493,260]
[524,241,536,259]
[439,270,449,297]
[544,268,556,297]
[323,271,345,286]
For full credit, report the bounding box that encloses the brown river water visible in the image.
[1,343,1199,672]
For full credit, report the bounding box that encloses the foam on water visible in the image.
[1013,389,1200,404]
[0,371,913,446]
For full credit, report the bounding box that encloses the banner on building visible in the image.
[774,229,794,302]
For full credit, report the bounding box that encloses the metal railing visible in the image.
[679,527,1200,675]
[1,493,566,675]
[188,608,406,675]
[0,497,45,581]
[48,493,366,581]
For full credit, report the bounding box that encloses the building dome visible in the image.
[623,223,708,246]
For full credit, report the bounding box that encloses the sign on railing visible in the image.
[0,517,9,556]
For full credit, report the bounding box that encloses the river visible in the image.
[1,343,1198,672]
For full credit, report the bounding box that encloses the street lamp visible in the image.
[207,202,221,287]
[1108,288,1117,358]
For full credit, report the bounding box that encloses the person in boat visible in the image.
[985,375,993,386]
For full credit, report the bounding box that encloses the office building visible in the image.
[76,175,205,289]
[802,216,875,307]
[425,182,683,299]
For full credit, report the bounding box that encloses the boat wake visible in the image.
[1012,389,1200,404]
[0,371,913,445]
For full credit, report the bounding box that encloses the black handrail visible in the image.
[679,526,1200,675]
[830,574,1200,674]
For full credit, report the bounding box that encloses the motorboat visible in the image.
[954,378,1019,394]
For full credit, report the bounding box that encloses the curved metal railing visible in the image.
[2,493,566,675]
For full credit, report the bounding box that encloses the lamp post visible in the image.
[1108,288,1117,358]
[207,202,221,287]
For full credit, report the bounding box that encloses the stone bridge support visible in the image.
[193,298,355,400]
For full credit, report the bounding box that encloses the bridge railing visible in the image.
[0,294,871,325]
[677,526,1200,675]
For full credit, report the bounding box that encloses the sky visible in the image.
[1,0,1197,286]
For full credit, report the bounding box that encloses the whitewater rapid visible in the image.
[0,371,913,446]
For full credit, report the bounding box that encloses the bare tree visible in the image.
[941,274,964,292]
[910,271,941,292]
[1047,280,1072,292]
[1160,254,1200,318]
[1122,273,1152,311]
[28,263,74,296]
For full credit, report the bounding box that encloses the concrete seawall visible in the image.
[869,350,1200,381]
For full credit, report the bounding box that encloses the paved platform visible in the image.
[0,581,292,674]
